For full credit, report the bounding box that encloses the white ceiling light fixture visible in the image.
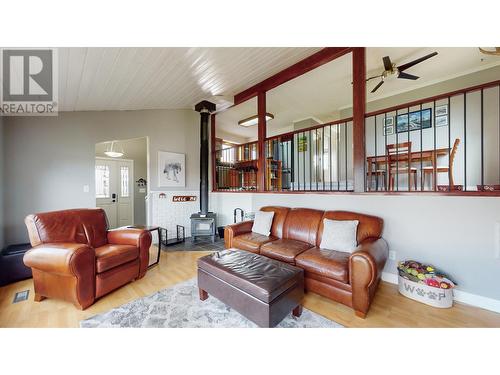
[104,141,124,158]
[479,47,500,56]
[238,113,274,127]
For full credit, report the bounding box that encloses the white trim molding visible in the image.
[382,272,500,314]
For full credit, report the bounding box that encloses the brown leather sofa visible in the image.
[23,208,152,309]
[225,206,388,318]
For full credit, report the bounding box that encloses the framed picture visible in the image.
[435,115,448,127]
[158,151,185,187]
[383,116,394,135]
[435,104,448,117]
[396,108,432,133]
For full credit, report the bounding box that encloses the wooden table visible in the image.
[366,147,450,191]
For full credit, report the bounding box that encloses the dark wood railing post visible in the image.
[257,91,266,192]
[210,113,216,191]
[352,47,366,192]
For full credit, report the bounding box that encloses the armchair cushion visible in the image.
[107,228,152,278]
[25,209,108,248]
[295,247,350,283]
[95,244,138,273]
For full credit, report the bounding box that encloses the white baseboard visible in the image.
[382,272,500,314]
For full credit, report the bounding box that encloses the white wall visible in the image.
[3,109,198,243]
[214,192,500,301]
[210,192,253,228]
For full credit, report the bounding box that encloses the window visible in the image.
[95,165,110,198]
[120,166,129,197]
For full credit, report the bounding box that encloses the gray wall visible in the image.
[0,116,4,248]
[4,109,198,243]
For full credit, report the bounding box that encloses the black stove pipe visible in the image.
[194,101,216,215]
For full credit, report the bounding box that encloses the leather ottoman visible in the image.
[197,249,304,327]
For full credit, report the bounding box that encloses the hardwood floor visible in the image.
[1,247,499,328]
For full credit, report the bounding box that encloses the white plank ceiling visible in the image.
[57,47,321,111]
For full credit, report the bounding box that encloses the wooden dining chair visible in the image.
[422,138,460,190]
[367,168,386,191]
[387,142,418,191]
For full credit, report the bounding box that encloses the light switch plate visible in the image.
[83,185,90,193]
[389,250,396,261]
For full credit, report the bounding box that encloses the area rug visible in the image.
[80,278,343,328]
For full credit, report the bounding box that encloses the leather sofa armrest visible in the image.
[349,237,389,317]
[224,220,253,249]
[23,242,95,276]
[107,229,152,278]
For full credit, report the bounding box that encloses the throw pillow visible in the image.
[319,219,359,253]
[251,210,275,236]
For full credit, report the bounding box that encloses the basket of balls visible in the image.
[397,260,456,308]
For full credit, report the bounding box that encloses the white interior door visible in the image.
[95,158,134,229]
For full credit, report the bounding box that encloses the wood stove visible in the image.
[191,100,217,242]
[190,213,216,242]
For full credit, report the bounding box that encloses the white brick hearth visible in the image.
[149,191,200,239]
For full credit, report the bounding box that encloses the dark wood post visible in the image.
[211,113,216,191]
[352,47,366,192]
[257,91,267,192]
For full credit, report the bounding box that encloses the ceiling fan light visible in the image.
[238,113,274,127]
[479,47,500,56]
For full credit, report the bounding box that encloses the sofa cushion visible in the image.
[319,219,359,253]
[95,244,139,273]
[260,206,290,238]
[260,239,313,264]
[283,208,324,246]
[232,233,276,253]
[317,211,383,246]
[295,247,350,283]
[251,210,275,236]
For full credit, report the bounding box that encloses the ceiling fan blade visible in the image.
[397,52,438,72]
[398,72,419,80]
[366,74,383,82]
[371,80,384,93]
[382,56,393,71]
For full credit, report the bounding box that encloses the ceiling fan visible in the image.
[367,51,438,93]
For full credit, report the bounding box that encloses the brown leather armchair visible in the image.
[225,206,389,318]
[23,208,152,309]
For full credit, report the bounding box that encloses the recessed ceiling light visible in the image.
[238,113,274,127]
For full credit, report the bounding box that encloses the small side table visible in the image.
[125,225,161,269]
